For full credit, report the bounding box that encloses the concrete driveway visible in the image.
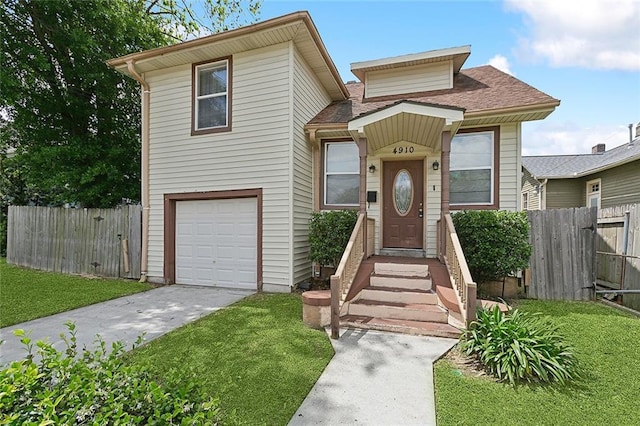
[0,285,253,366]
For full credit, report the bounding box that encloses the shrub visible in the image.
[452,210,531,283]
[308,210,358,268]
[0,322,220,424]
[461,306,579,385]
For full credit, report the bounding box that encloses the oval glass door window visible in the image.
[393,169,413,216]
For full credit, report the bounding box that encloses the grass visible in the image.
[0,258,153,327]
[126,293,334,426]
[435,300,640,425]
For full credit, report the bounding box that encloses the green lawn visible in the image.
[126,293,333,426]
[435,300,640,425]
[0,258,153,327]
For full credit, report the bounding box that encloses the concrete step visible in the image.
[348,299,448,323]
[341,315,461,339]
[378,248,425,258]
[358,287,438,305]
[373,262,429,277]
[370,274,432,291]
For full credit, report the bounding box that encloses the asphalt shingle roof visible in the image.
[522,138,640,178]
[308,65,559,124]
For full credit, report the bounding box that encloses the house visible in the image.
[107,11,558,333]
[522,126,640,210]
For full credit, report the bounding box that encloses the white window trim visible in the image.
[194,59,229,131]
[586,178,601,208]
[450,130,495,206]
[324,141,359,207]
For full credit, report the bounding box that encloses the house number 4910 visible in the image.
[393,146,415,154]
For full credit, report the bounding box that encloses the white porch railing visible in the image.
[330,213,368,339]
[440,214,477,326]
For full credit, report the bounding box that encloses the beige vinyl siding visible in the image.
[521,168,541,210]
[498,123,519,211]
[145,43,293,291]
[545,179,584,208]
[425,154,441,257]
[585,159,640,208]
[291,46,331,284]
[365,61,452,98]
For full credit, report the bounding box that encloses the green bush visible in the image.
[0,323,220,424]
[452,210,531,283]
[461,306,579,385]
[308,210,358,268]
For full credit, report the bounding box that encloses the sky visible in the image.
[250,0,640,156]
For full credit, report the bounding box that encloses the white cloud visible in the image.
[505,0,640,71]
[522,121,635,156]
[487,54,515,75]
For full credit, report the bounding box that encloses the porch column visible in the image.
[440,131,451,260]
[359,137,368,254]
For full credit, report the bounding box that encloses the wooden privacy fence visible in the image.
[7,205,141,279]
[596,203,640,311]
[527,207,597,301]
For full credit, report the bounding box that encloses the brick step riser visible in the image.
[370,275,432,291]
[341,320,460,339]
[357,289,438,305]
[347,304,449,323]
[373,263,429,277]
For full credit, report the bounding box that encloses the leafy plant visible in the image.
[452,210,531,283]
[0,322,220,424]
[461,306,579,385]
[308,210,358,267]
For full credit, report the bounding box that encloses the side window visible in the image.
[323,141,360,207]
[193,58,231,134]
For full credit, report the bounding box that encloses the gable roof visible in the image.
[522,137,640,179]
[308,65,560,125]
[107,11,348,101]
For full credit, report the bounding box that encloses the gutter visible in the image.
[126,60,150,283]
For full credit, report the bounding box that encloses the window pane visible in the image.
[326,143,359,173]
[198,65,227,96]
[197,96,227,129]
[450,169,491,204]
[326,175,359,205]
[451,132,492,169]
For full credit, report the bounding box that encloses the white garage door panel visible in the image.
[175,198,257,289]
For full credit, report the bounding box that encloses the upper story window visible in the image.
[450,127,499,209]
[323,141,360,208]
[192,58,231,135]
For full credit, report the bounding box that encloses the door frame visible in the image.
[163,188,263,290]
[380,158,427,250]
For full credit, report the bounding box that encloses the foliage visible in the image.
[461,306,579,385]
[308,210,359,268]
[452,210,531,283]
[0,258,152,327]
[0,322,220,424]
[435,300,640,425]
[127,293,334,425]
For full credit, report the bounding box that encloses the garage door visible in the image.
[175,198,257,289]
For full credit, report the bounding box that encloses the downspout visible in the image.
[126,60,150,282]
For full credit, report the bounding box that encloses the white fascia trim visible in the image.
[347,102,464,134]
[351,45,471,72]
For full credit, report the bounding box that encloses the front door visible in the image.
[383,160,424,248]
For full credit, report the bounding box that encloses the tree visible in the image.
[0,0,261,208]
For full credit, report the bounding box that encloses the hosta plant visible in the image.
[461,306,579,385]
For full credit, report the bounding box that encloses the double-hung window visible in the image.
[324,141,360,207]
[193,58,230,134]
[450,128,498,207]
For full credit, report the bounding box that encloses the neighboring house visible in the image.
[522,129,640,210]
[107,11,559,293]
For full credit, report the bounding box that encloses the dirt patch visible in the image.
[443,345,496,381]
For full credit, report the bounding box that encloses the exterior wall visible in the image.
[521,168,541,210]
[291,46,331,285]
[145,42,293,291]
[498,123,520,211]
[545,179,584,209]
[587,159,640,208]
[365,61,452,98]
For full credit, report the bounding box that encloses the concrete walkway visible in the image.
[0,285,253,366]
[289,329,457,426]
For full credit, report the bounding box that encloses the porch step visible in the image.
[374,262,429,277]
[358,286,438,305]
[370,274,432,291]
[341,315,461,339]
[347,299,448,323]
[379,248,426,258]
